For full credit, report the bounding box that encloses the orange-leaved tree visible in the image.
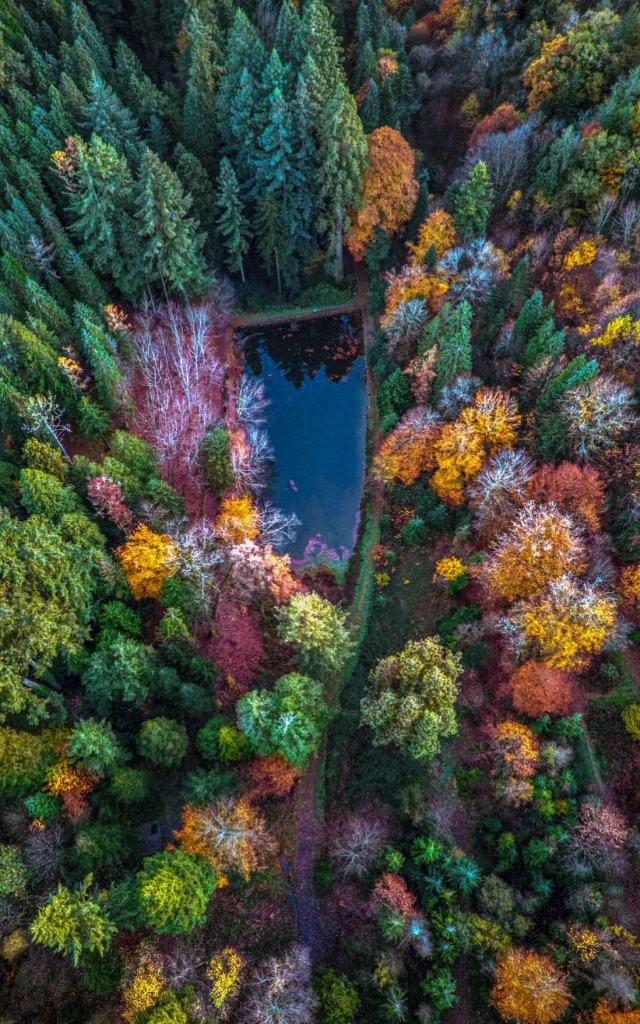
[115,524,177,600]
[382,265,449,318]
[492,721,540,779]
[482,502,586,601]
[346,127,419,260]
[373,408,442,485]
[215,495,260,545]
[407,209,456,265]
[526,462,605,534]
[431,388,520,505]
[507,661,573,718]
[175,798,275,882]
[504,576,617,670]
[492,948,570,1024]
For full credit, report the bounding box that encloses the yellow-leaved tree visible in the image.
[492,948,570,1024]
[115,524,176,600]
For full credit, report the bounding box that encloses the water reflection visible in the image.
[242,315,367,564]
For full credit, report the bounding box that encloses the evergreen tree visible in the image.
[228,67,260,191]
[433,301,473,395]
[360,78,380,132]
[216,157,251,282]
[82,74,141,161]
[133,147,207,297]
[255,194,288,293]
[182,7,222,170]
[317,84,367,281]
[453,160,494,241]
[68,135,137,296]
[300,0,345,109]
[217,9,265,149]
[174,144,218,260]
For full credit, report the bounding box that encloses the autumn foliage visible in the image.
[431,389,521,505]
[245,754,302,799]
[215,495,260,545]
[492,948,570,1024]
[373,408,442,485]
[408,209,456,265]
[483,502,586,601]
[492,721,540,779]
[468,104,520,150]
[507,662,573,718]
[347,127,419,260]
[526,463,604,533]
[175,798,274,882]
[115,524,177,600]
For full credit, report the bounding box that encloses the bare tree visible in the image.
[330,814,387,877]
[246,946,317,1024]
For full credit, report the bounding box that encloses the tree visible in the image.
[482,502,586,601]
[526,462,604,534]
[211,599,265,697]
[492,721,540,782]
[560,377,637,460]
[82,637,154,714]
[134,148,207,296]
[176,798,275,882]
[138,718,188,768]
[346,127,419,260]
[313,969,360,1024]
[432,301,473,395]
[502,576,617,671]
[182,8,222,168]
[68,719,123,776]
[431,388,521,506]
[361,638,462,761]
[278,593,352,679]
[30,876,117,967]
[467,449,533,535]
[82,74,141,157]
[216,157,251,282]
[136,849,217,935]
[0,727,56,797]
[245,754,302,799]
[246,945,318,1024]
[373,408,442,486]
[65,135,138,296]
[566,803,629,875]
[453,161,493,241]
[492,949,569,1024]
[0,511,95,721]
[508,662,573,718]
[408,209,456,265]
[317,84,367,281]
[237,673,330,769]
[116,524,177,600]
[208,947,243,1010]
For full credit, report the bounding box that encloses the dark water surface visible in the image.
[243,315,367,563]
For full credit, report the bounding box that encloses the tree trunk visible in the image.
[275,251,282,294]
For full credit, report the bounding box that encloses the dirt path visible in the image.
[290,262,382,957]
[231,295,359,331]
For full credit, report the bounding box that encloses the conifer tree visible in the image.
[300,0,345,109]
[183,8,222,170]
[216,157,251,282]
[133,148,207,297]
[255,194,288,293]
[217,9,265,149]
[68,135,137,296]
[453,160,494,241]
[317,84,367,281]
[433,301,473,395]
[82,74,141,160]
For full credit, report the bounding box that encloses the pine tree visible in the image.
[275,0,303,74]
[216,157,251,282]
[228,67,260,191]
[114,40,168,127]
[183,8,222,170]
[174,145,218,260]
[317,84,367,281]
[133,147,207,297]
[453,160,494,241]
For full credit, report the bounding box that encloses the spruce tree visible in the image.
[217,9,265,148]
[182,8,222,170]
[433,301,473,395]
[300,0,344,109]
[255,194,288,293]
[68,135,136,296]
[82,74,141,160]
[453,160,494,241]
[360,78,380,132]
[317,84,367,281]
[133,148,207,297]
[216,157,251,282]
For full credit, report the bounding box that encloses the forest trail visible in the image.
[291,263,382,957]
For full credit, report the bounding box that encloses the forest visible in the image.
[4,0,640,1022]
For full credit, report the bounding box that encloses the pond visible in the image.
[243,314,367,566]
